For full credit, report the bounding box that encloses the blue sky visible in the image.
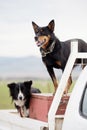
[0,0,87,57]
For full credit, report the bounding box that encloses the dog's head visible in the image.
[7,80,32,103]
[32,20,55,49]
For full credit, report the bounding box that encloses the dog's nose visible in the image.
[35,36,38,41]
[19,96,23,100]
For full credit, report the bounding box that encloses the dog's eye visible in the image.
[35,36,38,41]
[36,29,39,33]
[16,87,19,92]
[40,29,43,33]
[41,29,43,32]
[21,87,24,92]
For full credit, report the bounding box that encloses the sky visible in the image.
[0,0,87,57]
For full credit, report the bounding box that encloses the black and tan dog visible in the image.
[32,20,87,94]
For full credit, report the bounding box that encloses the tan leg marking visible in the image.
[64,75,72,95]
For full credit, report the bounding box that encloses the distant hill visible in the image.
[0,56,47,79]
[0,56,82,80]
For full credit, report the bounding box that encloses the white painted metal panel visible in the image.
[0,110,48,130]
[62,66,87,130]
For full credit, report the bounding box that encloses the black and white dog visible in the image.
[7,80,41,117]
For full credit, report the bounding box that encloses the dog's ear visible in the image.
[48,20,55,32]
[32,22,39,33]
[24,80,33,89]
[7,83,16,88]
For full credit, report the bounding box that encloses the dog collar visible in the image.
[40,41,56,57]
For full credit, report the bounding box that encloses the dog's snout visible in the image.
[35,36,38,41]
[19,96,23,100]
[18,91,24,100]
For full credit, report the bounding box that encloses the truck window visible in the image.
[80,83,87,118]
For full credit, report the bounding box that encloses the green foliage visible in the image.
[68,82,75,93]
[33,80,54,93]
[0,81,14,109]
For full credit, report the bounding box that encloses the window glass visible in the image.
[80,83,87,117]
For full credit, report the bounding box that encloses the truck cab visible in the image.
[62,65,87,130]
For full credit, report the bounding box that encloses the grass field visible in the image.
[0,79,75,109]
[0,81,14,109]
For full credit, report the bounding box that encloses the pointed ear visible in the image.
[7,83,16,88]
[24,80,33,89]
[48,20,55,32]
[32,21,39,33]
